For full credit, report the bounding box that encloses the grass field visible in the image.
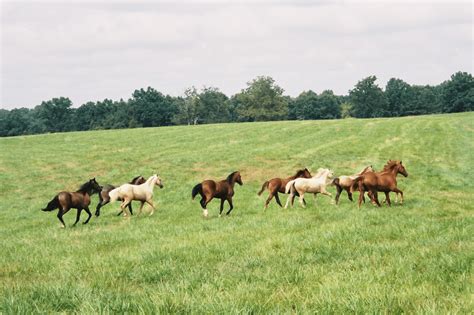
[0,113,473,313]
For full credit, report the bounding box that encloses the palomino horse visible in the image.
[332,165,373,204]
[109,174,163,216]
[353,160,408,208]
[257,168,312,209]
[192,171,243,217]
[42,178,102,228]
[284,168,334,208]
[95,175,146,217]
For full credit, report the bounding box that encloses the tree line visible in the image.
[1,71,472,137]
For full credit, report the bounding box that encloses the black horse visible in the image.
[95,175,146,217]
[42,178,102,228]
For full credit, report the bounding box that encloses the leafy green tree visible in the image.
[385,78,413,116]
[129,87,177,127]
[197,87,230,124]
[173,87,200,125]
[349,76,388,118]
[36,97,74,132]
[441,71,474,113]
[233,76,288,121]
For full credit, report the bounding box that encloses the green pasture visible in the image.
[0,113,472,313]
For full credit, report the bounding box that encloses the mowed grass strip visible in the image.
[0,113,473,313]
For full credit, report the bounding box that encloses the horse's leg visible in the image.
[384,192,391,207]
[73,208,82,226]
[393,188,404,204]
[284,193,292,209]
[264,191,275,209]
[137,201,145,216]
[372,191,382,207]
[357,184,364,209]
[128,202,134,216]
[346,188,354,202]
[121,199,131,216]
[57,208,68,228]
[146,199,156,216]
[299,193,306,208]
[225,197,234,215]
[274,192,283,208]
[335,185,342,204]
[219,198,225,217]
[83,207,92,224]
[202,196,213,217]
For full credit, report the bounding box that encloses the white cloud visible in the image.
[0,0,472,109]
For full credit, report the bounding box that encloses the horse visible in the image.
[95,175,146,217]
[332,165,373,204]
[352,160,408,208]
[257,168,312,209]
[42,178,102,228]
[109,174,163,216]
[192,171,243,217]
[284,168,334,208]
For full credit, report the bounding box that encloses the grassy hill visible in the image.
[0,113,472,313]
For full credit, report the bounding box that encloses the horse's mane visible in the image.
[226,171,239,183]
[383,160,400,171]
[76,181,90,193]
[295,169,306,177]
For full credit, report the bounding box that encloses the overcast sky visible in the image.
[0,0,472,109]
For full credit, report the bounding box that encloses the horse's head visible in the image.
[154,175,164,188]
[235,172,243,186]
[303,168,312,178]
[397,161,408,177]
[89,178,102,193]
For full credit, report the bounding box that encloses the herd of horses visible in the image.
[42,160,408,228]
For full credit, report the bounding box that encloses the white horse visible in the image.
[284,168,334,208]
[109,174,163,216]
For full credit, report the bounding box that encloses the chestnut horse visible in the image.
[95,175,146,217]
[353,160,408,208]
[42,178,102,228]
[257,168,312,209]
[332,165,373,204]
[192,171,243,217]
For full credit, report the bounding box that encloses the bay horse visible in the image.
[332,165,373,204]
[109,174,163,216]
[284,168,334,208]
[95,175,146,217]
[257,168,312,209]
[353,160,408,208]
[42,178,102,228]
[192,171,243,217]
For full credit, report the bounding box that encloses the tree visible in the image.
[349,76,388,118]
[441,71,474,113]
[197,87,230,124]
[173,87,200,125]
[128,87,177,127]
[233,76,288,121]
[385,78,413,116]
[35,97,74,132]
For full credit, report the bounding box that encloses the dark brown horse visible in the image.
[95,175,146,217]
[257,168,312,209]
[42,178,102,228]
[192,171,243,217]
[353,160,408,208]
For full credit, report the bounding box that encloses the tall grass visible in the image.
[0,113,472,313]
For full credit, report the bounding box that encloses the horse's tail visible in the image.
[192,183,202,200]
[285,180,295,194]
[332,177,340,187]
[257,181,269,196]
[350,176,363,193]
[42,195,59,211]
[109,188,119,203]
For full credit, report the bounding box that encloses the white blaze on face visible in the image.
[203,209,209,217]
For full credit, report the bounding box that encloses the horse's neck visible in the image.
[357,167,369,175]
[145,177,156,190]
